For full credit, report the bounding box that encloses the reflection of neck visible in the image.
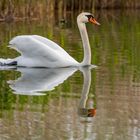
[77,22,91,65]
[78,67,91,108]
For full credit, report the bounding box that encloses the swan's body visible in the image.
[1,12,100,67]
[9,35,79,67]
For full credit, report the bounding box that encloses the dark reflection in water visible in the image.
[0,10,140,140]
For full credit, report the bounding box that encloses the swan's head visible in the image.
[77,12,100,25]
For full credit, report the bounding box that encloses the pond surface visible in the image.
[0,10,140,140]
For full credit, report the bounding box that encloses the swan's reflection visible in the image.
[8,67,77,95]
[78,67,96,118]
[7,66,96,117]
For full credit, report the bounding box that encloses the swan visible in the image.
[0,12,100,67]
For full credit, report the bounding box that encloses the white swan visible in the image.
[1,12,100,67]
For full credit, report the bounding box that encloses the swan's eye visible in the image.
[86,15,94,20]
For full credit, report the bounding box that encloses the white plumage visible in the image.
[9,35,79,67]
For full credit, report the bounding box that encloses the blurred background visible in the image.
[0,0,140,22]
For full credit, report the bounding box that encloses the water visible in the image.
[0,10,140,140]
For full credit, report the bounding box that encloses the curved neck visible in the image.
[77,22,91,65]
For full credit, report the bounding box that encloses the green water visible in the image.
[0,10,140,140]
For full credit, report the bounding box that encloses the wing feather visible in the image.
[8,35,79,67]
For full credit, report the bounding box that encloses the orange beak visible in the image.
[89,17,100,25]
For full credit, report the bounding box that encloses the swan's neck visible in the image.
[78,22,91,65]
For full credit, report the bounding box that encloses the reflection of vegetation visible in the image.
[90,11,140,95]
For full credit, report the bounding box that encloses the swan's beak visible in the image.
[89,18,100,25]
